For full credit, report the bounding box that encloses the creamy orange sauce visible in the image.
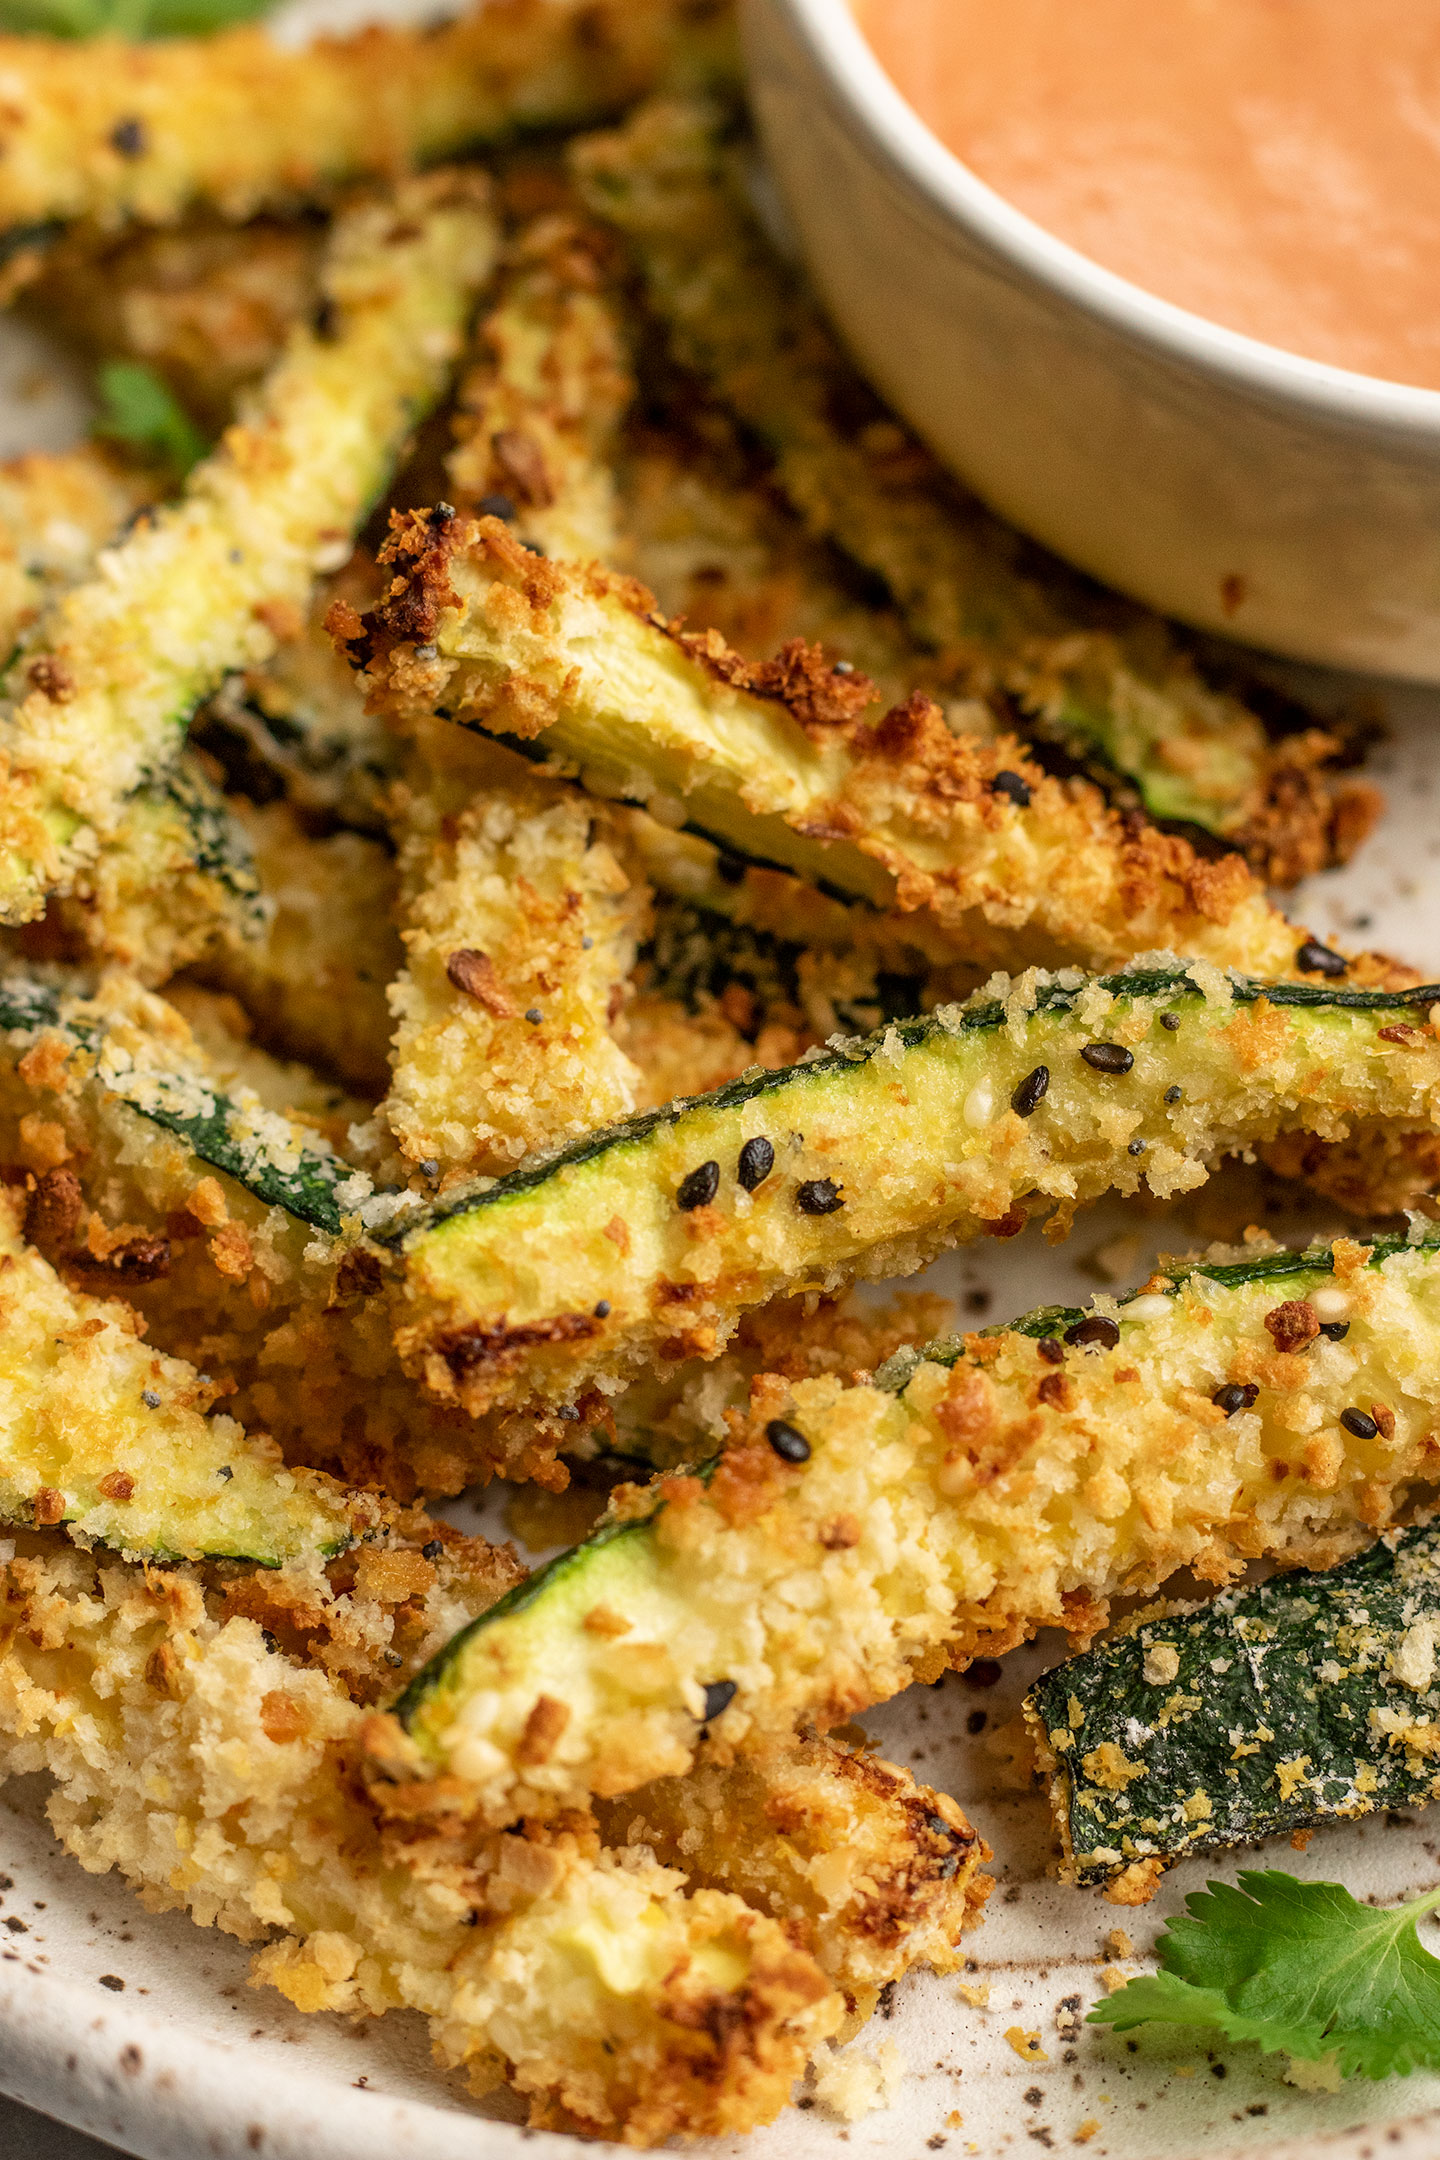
[854,0,1440,388]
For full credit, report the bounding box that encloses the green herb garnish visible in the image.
[1092,1872,1440,2080]
[94,362,208,475]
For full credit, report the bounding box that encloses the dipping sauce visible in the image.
[854,0,1440,388]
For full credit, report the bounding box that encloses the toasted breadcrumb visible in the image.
[811,2037,908,2121]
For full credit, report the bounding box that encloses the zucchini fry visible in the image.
[382,1228,1440,1825]
[0,442,161,657]
[572,97,1378,885]
[0,170,497,927]
[600,1739,990,2022]
[344,509,1359,981]
[0,1535,840,2143]
[384,725,644,1184]
[447,206,634,563]
[196,795,400,1097]
[0,1187,357,1563]
[1027,1519,1440,1902]
[0,0,736,261]
[388,965,1440,1417]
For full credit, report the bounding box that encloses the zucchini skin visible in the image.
[388,1229,1440,1827]
[0,969,383,1236]
[0,1188,356,1563]
[0,172,497,925]
[391,964,1440,1415]
[1027,1518,1440,1901]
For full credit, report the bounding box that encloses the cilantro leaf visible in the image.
[94,362,207,477]
[1090,1871,1440,2080]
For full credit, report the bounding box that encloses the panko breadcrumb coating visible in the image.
[0,171,496,926]
[0,0,738,258]
[383,725,645,1184]
[381,1233,1440,1827]
[0,1533,841,2143]
[343,510,1393,986]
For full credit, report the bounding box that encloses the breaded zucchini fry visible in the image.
[385,1228,1440,1824]
[343,510,1357,981]
[384,725,644,1184]
[0,1535,840,2143]
[0,442,162,657]
[1025,1518,1440,1901]
[196,795,400,1097]
[0,171,497,926]
[572,97,1378,884]
[0,0,736,259]
[0,1186,356,1562]
[386,964,1440,1417]
[447,206,634,562]
[600,1739,990,2021]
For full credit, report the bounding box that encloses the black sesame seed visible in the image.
[109,117,146,158]
[738,1136,775,1191]
[1164,1084,1183,1103]
[1160,1012,1182,1031]
[1213,1383,1259,1416]
[1037,1337,1064,1364]
[701,1678,737,1723]
[1341,1407,1379,1439]
[1064,1314,1121,1351]
[476,492,516,521]
[418,1158,439,1179]
[1319,1320,1350,1342]
[796,1177,844,1214]
[216,1464,234,1481]
[594,1299,611,1318]
[1296,938,1347,978]
[991,769,1032,808]
[1080,1042,1134,1074]
[525,1007,542,1024]
[1010,1065,1049,1117]
[766,1419,811,1463]
[1128,1138,1146,1155]
[141,1389,160,1408]
[677,1160,720,1210]
[422,1539,443,1560]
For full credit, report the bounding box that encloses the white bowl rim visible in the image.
[763,0,1440,434]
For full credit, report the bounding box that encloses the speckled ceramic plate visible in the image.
[6,30,1440,2151]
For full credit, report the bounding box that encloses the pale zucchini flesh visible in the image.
[390,1228,1440,1826]
[1027,1517,1440,1896]
[0,1191,355,1563]
[0,171,497,924]
[391,965,1440,1415]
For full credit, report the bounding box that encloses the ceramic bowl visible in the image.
[741,0,1440,682]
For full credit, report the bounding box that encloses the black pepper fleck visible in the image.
[1320,1319,1350,1341]
[98,1974,124,1991]
[701,1679,737,1723]
[312,297,340,342]
[1161,1012,1182,1031]
[796,1177,844,1214]
[737,1135,775,1191]
[594,1299,611,1318]
[766,1419,811,1463]
[1037,1336,1064,1364]
[1165,1084,1183,1102]
[1296,938,1347,978]
[1341,1407,1379,1439]
[1128,1138,1146,1155]
[109,117,146,158]
[676,1160,720,1210]
[716,854,746,885]
[141,1390,160,1408]
[966,1710,987,1735]
[422,1539,443,1560]
[1213,1383,1259,1416]
[1011,1065,1049,1117]
[1064,1314,1120,1350]
[477,493,515,522]
[525,1007,542,1024]
[1080,1041,1134,1074]
[217,1465,233,1481]
[991,769,1031,807]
